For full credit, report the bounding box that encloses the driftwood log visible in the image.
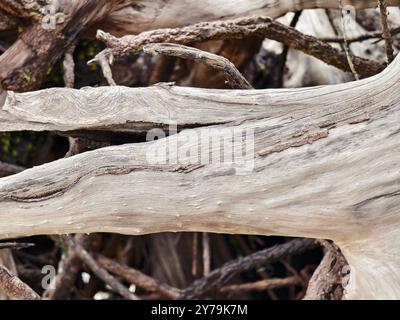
[0,47,400,299]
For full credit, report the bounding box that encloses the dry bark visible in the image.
[0,161,24,177]
[378,0,395,63]
[2,0,398,91]
[303,241,347,300]
[4,1,399,36]
[69,239,139,300]
[220,276,300,293]
[0,265,40,300]
[180,238,316,299]
[0,0,112,91]
[94,16,385,78]
[96,254,180,299]
[143,43,252,89]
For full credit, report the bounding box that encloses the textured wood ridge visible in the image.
[0,52,400,299]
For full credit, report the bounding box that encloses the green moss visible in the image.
[0,132,47,167]
[29,11,41,21]
[22,70,31,82]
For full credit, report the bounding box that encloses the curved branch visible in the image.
[94,16,385,78]
[180,238,317,299]
[143,43,252,89]
[94,0,400,36]
[2,0,399,91]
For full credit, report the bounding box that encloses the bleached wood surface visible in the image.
[0,52,400,299]
[97,0,400,35]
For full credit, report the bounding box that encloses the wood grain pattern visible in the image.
[1,53,400,299]
[2,0,399,91]
[96,0,400,36]
[94,16,384,78]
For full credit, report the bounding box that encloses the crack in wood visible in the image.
[354,190,400,209]
[2,163,205,203]
[258,128,330,156]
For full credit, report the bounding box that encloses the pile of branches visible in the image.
[0,0,399,300]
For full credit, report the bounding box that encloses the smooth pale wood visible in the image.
[5,0,397,35]
[3,1,400,35]
[1,55,400,299]
[96,0,400,36]
[0,84,257,133]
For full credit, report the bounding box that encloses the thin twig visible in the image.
[320,26,400,43]
[92,16,385,78]
[202,232,211,276]
[143,43,252,89]
[96,52,116,86]
[63,44,76,88]
[281,259,306,287]
[96,254,180,299]
[0,242,35,250]
[68,238,138,300]
[179,238,317,299]
[42,245,82,299]
[276,10,302,87]
[0,265,40,300]
[220,276,300,293]
[339,0,359,80]
[379,0,395,63]
[192,233,198,277]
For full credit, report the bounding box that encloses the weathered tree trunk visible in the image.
[0,52,400,299]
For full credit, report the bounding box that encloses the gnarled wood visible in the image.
[3,1,400,36]
[0,0,112,91]
[0,53,400,299]
[2,0,400,91]
[94,16,385,78]
[94,0,400,36]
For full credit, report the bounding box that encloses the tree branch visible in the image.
[379,0,395,63]
[303,241,347,300]
[143,43,252,89]
[0,265,40,300]
[69,238,139,300]
[0,242,34,250]
[2,0,398,90]
[179,238,317,299]
[220,276,300,293]
[94,16,385,78]
[96,254,180,299]
[319,26,400,43]
[0,0,112,92]
[0,161,25,178]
